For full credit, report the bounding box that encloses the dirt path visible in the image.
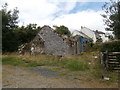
[2,65,87,88]
[2,65,118,88]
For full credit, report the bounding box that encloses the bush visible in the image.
[85,42,102,51]
[100,41,120,52]
[86,41,120,52]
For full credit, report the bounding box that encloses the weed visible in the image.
[65,59,89,71]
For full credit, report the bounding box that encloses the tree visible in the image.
[102,0,120,39]
[2,3,19,52]
[53,25,71,37]
[17,24,40,44]
[2,3,19,31]
[1,3,41,52]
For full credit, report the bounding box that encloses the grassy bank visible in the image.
[2,52,119,84]
[2,53,90,71]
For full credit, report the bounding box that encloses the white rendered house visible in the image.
[80,27,97,43]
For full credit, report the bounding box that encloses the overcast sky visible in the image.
[1,0,111,32]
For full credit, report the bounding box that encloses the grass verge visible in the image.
[2,53,90,71]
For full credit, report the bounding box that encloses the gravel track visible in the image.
[2,65,118,88]
[2,65,86,88]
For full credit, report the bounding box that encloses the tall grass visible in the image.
[2,57,25,66]
[2,52,118,84]
[2,53,90,71]
[59,58,89,71]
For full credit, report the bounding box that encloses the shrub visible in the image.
[85,42,102,51]
[100,41,120,52]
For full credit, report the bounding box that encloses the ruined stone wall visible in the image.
[33,26,71,56]
[18,26,81,56]
[37,26,71,56]
[65,39,76,55]
[31,35,45,54]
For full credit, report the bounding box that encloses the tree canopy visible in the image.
[1,4,40,52]
[53,25,71,37]
[102,0,120,39]
[2,3,19,52]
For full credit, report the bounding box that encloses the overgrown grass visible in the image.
[2,56,44,67]
[2,57,25,66]
[88,55,119,84]
[60,58,89,71]
[2,53,90,71]
[2,52,119,85]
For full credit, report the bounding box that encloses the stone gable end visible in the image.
[34,26,70,56]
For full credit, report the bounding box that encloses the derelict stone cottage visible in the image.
[31,25,70,56]
[18,25,89,56]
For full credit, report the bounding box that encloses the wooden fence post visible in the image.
[105,51,109,70]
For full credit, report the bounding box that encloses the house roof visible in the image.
[72,30,91,39]
[95,30,105,34]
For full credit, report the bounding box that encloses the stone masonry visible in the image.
[31,25,73,56]
[18,25,80,56]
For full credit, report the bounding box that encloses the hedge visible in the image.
[100,40,120,52]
